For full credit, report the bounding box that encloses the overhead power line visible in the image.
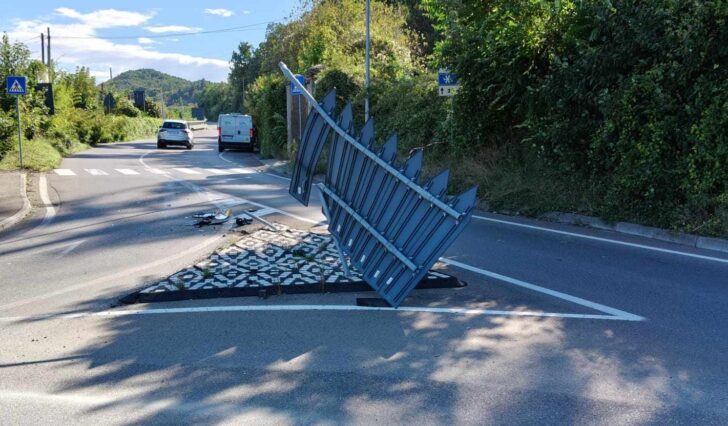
[54,21,278,40]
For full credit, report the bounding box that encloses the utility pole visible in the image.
[47,27,52,82]
[109,67,113,81]
[364,0,371,122]
[41,33,45,67]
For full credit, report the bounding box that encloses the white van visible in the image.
[217,113,255,152]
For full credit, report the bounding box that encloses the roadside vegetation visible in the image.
[0,34,162,171]
[199,0,728,237]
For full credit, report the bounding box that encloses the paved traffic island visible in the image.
[122,223,461,304]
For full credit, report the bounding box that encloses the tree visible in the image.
[229,42,259,112]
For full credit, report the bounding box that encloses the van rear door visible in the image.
[220,115,252,144]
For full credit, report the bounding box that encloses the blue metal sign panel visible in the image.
[290,74,305,96]
[6,76,27,96]
[438,71,459,86]
[280,62,477,307]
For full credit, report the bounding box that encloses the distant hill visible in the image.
[103,69,208,106]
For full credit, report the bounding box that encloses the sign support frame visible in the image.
[6,76,27,169]
[16,97,23,169]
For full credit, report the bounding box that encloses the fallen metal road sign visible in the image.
[279,62,477,307]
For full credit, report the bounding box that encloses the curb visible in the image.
[540,212,728,255]
[0,172,31,232]
[122,275,464,305]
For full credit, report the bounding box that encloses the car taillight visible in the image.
[218,127,221,137]
[249,128,254,137]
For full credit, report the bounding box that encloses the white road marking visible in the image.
[53,169,75,176]
[139,151,319,224]
[115,169,139,175]
[147,168,168,175]
[38,174,56,227]
[174,168,202,175]
[58,240,85,258]
[260,171,291,181]
[251,207,278,217]
[218,150,290,180]
[439,257,644,321]
[204,168,232,175]
[218,151,235,164]
[0,304,636,323]
[1,239,83,259]
[0,232,229,312]
[84,169,108,176]
[473,215,728,265]
[230,168,255,174]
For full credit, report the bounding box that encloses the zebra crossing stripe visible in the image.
[115,169,140,175]
[174,168,202,175]
[54,169,76,176]
[84,169,108,176]
[148,168,168,175]
[204,168,232,175]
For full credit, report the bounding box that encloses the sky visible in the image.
[1,1,301,83]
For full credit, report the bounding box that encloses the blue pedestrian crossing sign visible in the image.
[6,76,27,96]
[290,74,305,96]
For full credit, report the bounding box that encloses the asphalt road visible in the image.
[0,128,726,425]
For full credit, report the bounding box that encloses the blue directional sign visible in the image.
[438,69,460,97]
[290,74,305,96]
[6,76,27,96]
[438,71,459,86]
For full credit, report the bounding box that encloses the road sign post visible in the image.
[6,76,27,169]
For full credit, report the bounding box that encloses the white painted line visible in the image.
[58,239,85,258]
[174,168,202,175]
[115,169,139,175]
[251,207,278,217]
[230,168,255,174]
[473,215,728,265]
[140,151,320,224]
[0,173,31,231]
[0,304,636,323]
[0,232,228,312]
[38,174,56,228]
[84,169,108,176]
[147,168,168,175]
[204,168,232,175]
[439,257,644,321]
[218,151,235,164]
[53,169,75,176]
[260,171,291,181]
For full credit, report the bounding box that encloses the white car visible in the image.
[157,120,194,150]
[217,113,255,152]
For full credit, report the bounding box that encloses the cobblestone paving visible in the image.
[140,224,449,296]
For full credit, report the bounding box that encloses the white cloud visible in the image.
[205,8,234,17]
[55,7,153,28]
[145,25,201,34]
[7,10,229,83]
[242,10,251,15]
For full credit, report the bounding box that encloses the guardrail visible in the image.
[187,120,208,130]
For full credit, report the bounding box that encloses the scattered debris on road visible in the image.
[193,208,232,227]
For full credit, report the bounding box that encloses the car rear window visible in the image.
[162,122,186,129]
